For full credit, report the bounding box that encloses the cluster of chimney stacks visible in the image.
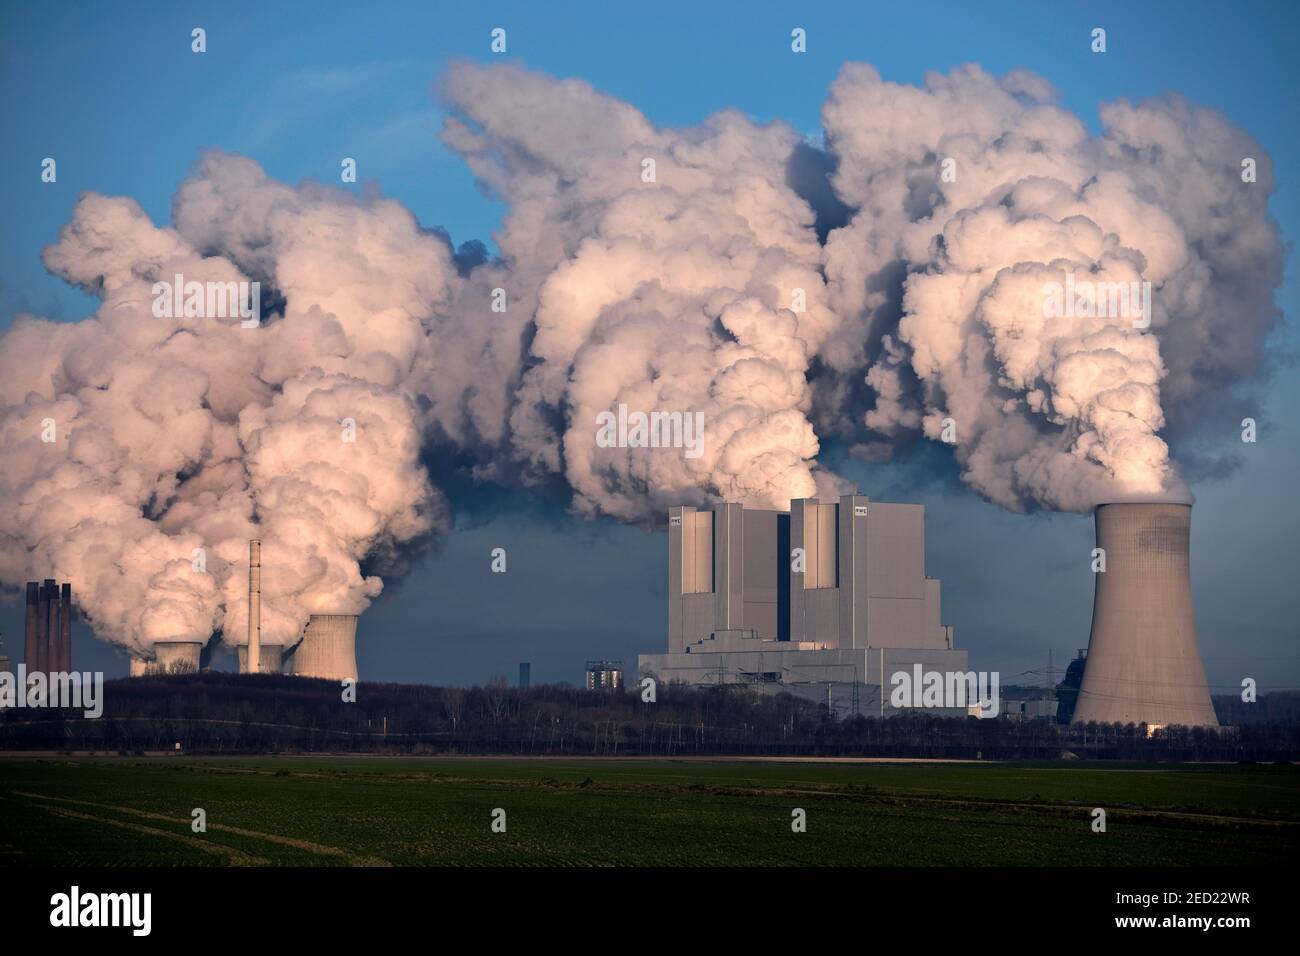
[24,579,72,674]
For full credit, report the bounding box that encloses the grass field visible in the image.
[1,756,1296,866]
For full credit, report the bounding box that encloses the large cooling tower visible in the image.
[285,614,358,682]
[1072,503,1218,728]
[237,642,283,674]
[152,640,203,674]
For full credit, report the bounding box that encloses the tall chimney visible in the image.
[23,582,39,671]
[34,582,55,671]
[43,580,58,676]
[247,539,261,674]
[1072,503,1218,728]
[59,582,72,673]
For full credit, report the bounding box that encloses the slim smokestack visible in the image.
[49,581,58,673]
[58,582,72,673]
[40,579,56,673]
[23,582,38,671]
[247,539,261,675]
[1073,503,1218,728]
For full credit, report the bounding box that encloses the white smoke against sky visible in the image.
[440,63,846,520]
[817,63,1281,511]
[0,61,1282,654]
[0,164,455,655]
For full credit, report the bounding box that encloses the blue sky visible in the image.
[1,0,1297,692]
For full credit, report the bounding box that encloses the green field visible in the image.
[1,756,1296,866]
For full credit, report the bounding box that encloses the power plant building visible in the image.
[639,495,969,716]
[23,579,72,674]
[586,660,624,691]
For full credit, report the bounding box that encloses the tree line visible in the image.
[1,672,1297,761]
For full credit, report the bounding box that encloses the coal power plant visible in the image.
[125,539,360,681]
[96,509,1220,728]
[235,539,359,681]
[1072,503,1218,728]
[233,612,357,681]
[22,579,72,674]
[640,493,969,717]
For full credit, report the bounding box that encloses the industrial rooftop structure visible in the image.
[640,494,970,716]
[24,579,71,675]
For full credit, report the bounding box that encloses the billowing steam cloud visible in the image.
[817,64,1281,511]
[0,164,455,654]
[0,61,1282,656]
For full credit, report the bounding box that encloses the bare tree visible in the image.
[486,676,510,725]
[444,687,465,731]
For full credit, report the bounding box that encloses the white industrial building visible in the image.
[639,494,972,717]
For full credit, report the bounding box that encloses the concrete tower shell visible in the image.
[1072,503,1218,728]
[286,614,358,682]
[237,642,283,674]
[152,641,202,674]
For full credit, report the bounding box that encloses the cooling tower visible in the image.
[237,642,283,674]
[246,539,261,674]
[285,614,358,682]
[1072,503,1218,728]
[129,658,149,677]
[152,640,203,674]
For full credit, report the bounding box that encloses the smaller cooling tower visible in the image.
[152,641,203,674]
[285,614,358,682]
[129,658,149,678]
[238,642,283,674]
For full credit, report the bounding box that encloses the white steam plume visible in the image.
[0,61,1282,656]
[818,64,1281,511]
[440,63,846,519]
[1,162,455,655]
